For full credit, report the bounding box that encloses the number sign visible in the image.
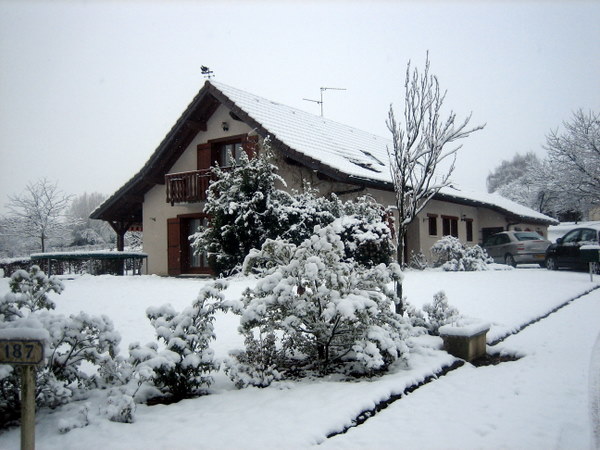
[0,340,44,365]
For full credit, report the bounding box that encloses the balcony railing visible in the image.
[165,169,212,205]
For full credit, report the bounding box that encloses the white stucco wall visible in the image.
[413,199,479,262]
[142,105,253,275]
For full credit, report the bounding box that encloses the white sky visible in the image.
[1,0,599,214]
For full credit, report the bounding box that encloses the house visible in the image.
[91,81,558,276]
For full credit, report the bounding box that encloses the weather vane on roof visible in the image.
[303,86,346,117]
[201,66,214,79]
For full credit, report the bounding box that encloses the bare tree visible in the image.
[545,109,600,209]
[486,152,541,194]
[68,192,114,246]
[5,178,73,253]
[387,53,484,314]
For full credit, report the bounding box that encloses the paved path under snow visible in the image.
[323,288,600,450]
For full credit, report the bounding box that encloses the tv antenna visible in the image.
[303,86,346,117]
[201,65,214,79]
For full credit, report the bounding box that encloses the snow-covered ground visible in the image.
[0,267,599,449]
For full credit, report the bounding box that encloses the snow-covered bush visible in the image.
[58,404,90,434]
[431,236,492,271]
[223,330,284,388]
[276,187,338,245]
[422,291,461,335]
[4,265,63,313]
[0,266,121,428]
[335,197,394,267]
[191,140,291,275]
[281,193,393,267]
[408,251,429,270]
[403,300,428,329]
[234,223,410,381]
[101,389,136,423]
[42,311,120,385]
[134,281,226,400]
[461,245,494,271]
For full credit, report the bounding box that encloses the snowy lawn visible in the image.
[0,267,599,449]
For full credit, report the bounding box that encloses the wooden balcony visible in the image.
[165,169,212,205]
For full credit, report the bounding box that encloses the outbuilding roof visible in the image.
[91,80,558,226]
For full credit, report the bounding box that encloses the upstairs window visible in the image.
[218,142,244,167]
[197,135,258,171]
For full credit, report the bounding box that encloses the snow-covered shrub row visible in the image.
[225,223,410,385]
[431,236,492,271]
[191,140,393,275]
[0,266,121,428]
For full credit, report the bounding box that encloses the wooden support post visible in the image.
[109,220,133,252]
[108,221,134,275]
[21,366,35,450]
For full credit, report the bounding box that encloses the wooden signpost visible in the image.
[0,335,46,450]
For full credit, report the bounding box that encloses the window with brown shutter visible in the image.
[197,143,212,170]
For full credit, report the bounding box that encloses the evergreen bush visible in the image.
[229,223,410,383]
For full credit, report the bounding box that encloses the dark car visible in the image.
[545,226,600,270]
[482,231,551,267]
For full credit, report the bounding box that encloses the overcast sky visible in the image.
[1,1,599,214]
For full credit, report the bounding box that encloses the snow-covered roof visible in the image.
[211,81,392,185]
[436,187,559,225]
[91,80,558,226]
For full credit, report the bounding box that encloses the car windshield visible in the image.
[515,232,544,241]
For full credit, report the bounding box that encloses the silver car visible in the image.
[482,231,551,267]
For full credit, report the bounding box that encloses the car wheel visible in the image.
[546,256,558,271]
[505,254,516,267]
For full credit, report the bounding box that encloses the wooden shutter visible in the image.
[197,143,212,170]
[167,218,182,276]
[242,134,259,159]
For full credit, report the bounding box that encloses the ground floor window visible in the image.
[442,216,458,238]
[466,219,474,242]
[428,214,438,236]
